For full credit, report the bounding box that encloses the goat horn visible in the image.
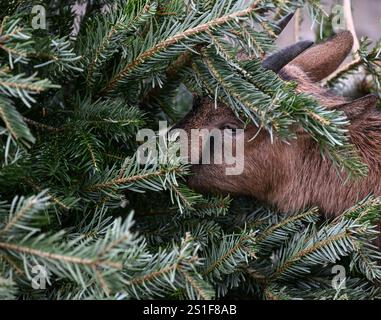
[262,40,314,73]
[274,12,295,35]
[261,11,314,73]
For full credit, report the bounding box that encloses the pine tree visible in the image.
[0,0,380,300]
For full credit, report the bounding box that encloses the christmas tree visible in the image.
[0,0,380,300]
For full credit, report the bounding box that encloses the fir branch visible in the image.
[23,117,63,133]
[80,1,157,87]
[125,232,213,299]
[73,98,145,141]
[33,37,83,76]
[0,241,123,269]
[99,1,262,95]
[0,191,50,236]
[0,213,146,294]
[88,167,180,191]
[255,208,320,253]
[25,178,76,211]
[202,230,257,279]
[0,275,16,299]
[178,268,214,300]
[0,17,33,68]
[0,95,35,148]
[0,71,59,108]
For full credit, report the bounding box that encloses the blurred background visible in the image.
[73,1,381,49]
[277,0,381,46]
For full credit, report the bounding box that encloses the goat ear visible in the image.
[287,31,354,82]
[336,94,379,119]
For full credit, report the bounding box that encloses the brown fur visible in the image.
[176,31,381,221]
[289,31,354,82]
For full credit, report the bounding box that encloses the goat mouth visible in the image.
[187,177,215,195]
[185,166,231,195]
[185,168,209,193]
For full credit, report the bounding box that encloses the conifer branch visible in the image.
[99,3,260,95]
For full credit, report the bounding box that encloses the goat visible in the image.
[176,28,381,219]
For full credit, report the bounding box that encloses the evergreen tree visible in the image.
[0,0,380,300]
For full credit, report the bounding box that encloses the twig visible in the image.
[294,9,301,42]
[343,0,360,57]
[23,117,64,133]
[322,0,361,85]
